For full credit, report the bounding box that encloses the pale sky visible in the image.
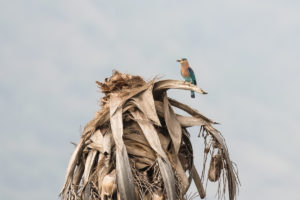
[1,0,300,199]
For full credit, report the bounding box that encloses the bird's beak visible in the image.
[176,59,181,62]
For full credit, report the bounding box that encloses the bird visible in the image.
[177,58,197,98]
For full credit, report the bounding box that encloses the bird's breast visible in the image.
[181,67,190,78]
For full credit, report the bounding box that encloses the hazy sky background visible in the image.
[1,0,300,199]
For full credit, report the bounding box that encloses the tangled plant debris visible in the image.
[60,71,239,200]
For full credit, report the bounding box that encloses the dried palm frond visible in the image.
[60,70,239,200]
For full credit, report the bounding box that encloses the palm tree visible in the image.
[60,71,239,200]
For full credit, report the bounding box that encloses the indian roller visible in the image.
[177,58,197,98]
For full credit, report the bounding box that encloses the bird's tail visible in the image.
[191,91,195,98]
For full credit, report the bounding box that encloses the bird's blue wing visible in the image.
[188,67,197,85]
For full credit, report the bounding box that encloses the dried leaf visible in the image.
[131,110,176,200]
[157,132,171,151]
[123,132,150,147]
[163,93,182,154]
[170,154,190,194]
[130,110,167,159]
[90,129,104,144]
[205,126,238,200]
[135,162,149,170]
[103,130,114,167]
[83,81,154,135]
[115,149,137,200]
[82,183,91,200]
[153,79,207,94]
[110,81,154,116]
[87,129,104,152]
[168,98,216,124]
[191,164,206,199]
[101,169,117,200]
[131,156,155,167]
[176,115,209,127]
[131,84,161,126]
[155,100,209,127]
[110,94,137,200]
[82,150,97,187]
[157,157,177,200]
[72,162,84,192]
[208,153,222,182]
[97,157,111,195]
[125,143,156,162]
[60,137,85,195]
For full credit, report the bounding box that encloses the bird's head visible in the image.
[176,58,189,66]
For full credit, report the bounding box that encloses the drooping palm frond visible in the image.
[60,71,239,200]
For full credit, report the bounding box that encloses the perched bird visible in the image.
[177,58,197,98]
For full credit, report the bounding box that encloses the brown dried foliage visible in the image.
[60,71,239,200]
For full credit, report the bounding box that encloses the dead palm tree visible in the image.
[60,71,239,200]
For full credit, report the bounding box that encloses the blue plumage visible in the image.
[188,67,197,85]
